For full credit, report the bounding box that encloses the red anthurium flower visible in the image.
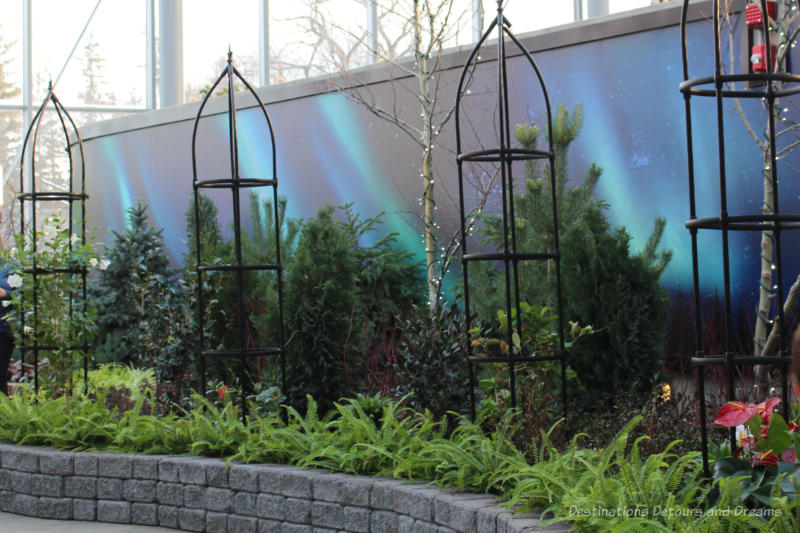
[753,449,780,467]
[756,397,781,423]
[715,401,759,427]
[218,385,228,399]
[781,448,797,464]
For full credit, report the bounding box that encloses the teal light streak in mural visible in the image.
[314,93,422,256]
[234,109,303,220]
[97,136,134,222]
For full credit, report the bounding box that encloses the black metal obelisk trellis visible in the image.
[18,83,89,395]
[191,52,286,417]
[456,1,568,418]
[680,0,800,476]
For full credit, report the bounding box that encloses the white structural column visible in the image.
[472,0,483,42]
[21,0,32,193]
[587,0,609,18]
[22,0,32,133]
[146,0,156,108]
[367,0,378,64]
[259,0,270,86]
[158,0,184,108]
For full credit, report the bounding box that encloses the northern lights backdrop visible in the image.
[82,13,800,307]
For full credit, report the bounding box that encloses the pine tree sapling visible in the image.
[475,104,672,397]
[90,202,170,365]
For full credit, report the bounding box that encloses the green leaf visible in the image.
[748,414,763,439]
[512,332,521,350]
[713,457,752,479]
[767,413,792,454]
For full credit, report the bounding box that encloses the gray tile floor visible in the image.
[0,512,174,532]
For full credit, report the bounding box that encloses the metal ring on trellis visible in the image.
[454,1,568,420]
[190,51,286,418]
[17,82,89,396]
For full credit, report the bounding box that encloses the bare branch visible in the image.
[761,274,800,356]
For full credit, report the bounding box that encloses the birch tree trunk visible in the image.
[414,0,439,312]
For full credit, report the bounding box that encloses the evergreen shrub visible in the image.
[474,104,672,397]
[284,203,425,412]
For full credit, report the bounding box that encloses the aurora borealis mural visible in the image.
[82,12,800,306]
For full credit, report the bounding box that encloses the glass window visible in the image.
[431,0,474,51]
[609,0,656,15]
[482,1,575,35]
[0,2,23,106]
[183,0,260,102]
[0,110,22,209]
[270,0,368,83]
[32,1,146,108]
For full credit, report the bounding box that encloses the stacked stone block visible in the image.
[0,443,568,532]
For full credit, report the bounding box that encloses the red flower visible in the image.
[789,421,799,433]
[218,385,228,399]
[781,448,797,464]
[756,397,781,423]
[715,401,759,427]
[752,449,780,467]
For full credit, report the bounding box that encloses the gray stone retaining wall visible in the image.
[0,443,569,532]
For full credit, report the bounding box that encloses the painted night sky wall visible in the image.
[82,12,800,304]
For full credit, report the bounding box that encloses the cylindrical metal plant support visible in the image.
[191,52,286,417]
[17,83,89,395]
[455,1,568,419]
[680,0,800,476]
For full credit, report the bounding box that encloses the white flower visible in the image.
[98,259,111,270]
[22,325,32,334]
[735,424,753,448]
[9,247,17,257]
[88,257,98,268]
[70,234,81,245]
[1,300,10,307]
[6,274,22,289]
[42,224,57,240]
